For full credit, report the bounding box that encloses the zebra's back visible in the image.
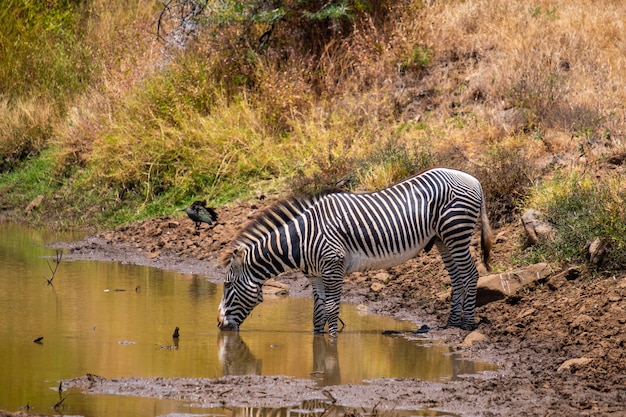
[311,168,484,274]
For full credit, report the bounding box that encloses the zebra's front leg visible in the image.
[323,278,343,335]
[310,278,327,334]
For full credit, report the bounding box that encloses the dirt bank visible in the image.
[59,197,626,417]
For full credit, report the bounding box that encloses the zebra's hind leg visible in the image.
[311,277,327,333]
[435,240,464,328]
[442,241,480,330]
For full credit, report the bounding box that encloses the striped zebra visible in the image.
[217,168,492,334]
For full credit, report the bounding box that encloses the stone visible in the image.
[476,263,552,306]
[570,314,594,330]
[356,304,369,313]
[516,308,537,319]
[521,209,554,246]
[373,272,392,283]
[370,282,386,293]
[460,330,487,348]
[547,266,580,290]
[25,195,45,214]
[587,237,611,266]
[262,278,290,296]
[557,357,592,373]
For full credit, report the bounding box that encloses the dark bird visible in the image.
[33,336,44,344]
[172,326,180,339]
[182,200,218,230]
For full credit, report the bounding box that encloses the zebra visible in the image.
[217,167,492,334]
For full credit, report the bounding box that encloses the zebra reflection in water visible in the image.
[218,168,492,334]
[217,332,262,376]
[217,332,341,385]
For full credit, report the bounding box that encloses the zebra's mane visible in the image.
[221,189,343,266]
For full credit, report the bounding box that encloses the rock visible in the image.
[476,263,552,306]
[356,304,369,313]
[557,357,592,373]
[570,314,594,330]
[586,237,611,266]
[262,278,290,296]
[460,330,487,347]
[521,209,554,246]
[516,308,536,319]
[373,272,392,283]
[25,195,44,214]
[370,282,386,292]
[547,266,580,290]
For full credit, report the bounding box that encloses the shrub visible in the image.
[525,171,626,272]
[0,98,54,172]
[472,136,538,225]
[0,0,94,103]
[505,66,567,133]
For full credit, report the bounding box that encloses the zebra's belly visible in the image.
[344,242,428,274]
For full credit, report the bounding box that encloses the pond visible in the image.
[0,223,494,416]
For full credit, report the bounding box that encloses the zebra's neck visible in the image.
[245,227,303,282]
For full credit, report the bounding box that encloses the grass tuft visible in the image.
[524,171,626,272]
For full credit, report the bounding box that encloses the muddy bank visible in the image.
[57,197,626,417]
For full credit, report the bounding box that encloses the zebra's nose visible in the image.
[217,319,239,332]
[217,310,238,331]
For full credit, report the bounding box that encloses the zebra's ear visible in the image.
[231,246,244,266]
[221,246,243,267]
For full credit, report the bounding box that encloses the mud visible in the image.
[55,197,626,416]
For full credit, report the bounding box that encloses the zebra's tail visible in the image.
[480,197,493,272]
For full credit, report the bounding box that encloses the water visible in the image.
[0,223,493,416]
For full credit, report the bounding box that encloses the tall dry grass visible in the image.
[3,0,626,247]
[73,1,626,218]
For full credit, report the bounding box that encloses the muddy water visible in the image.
[0,223,493,416]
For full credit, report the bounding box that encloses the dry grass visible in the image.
[3,0,626,239]
[0,97,54,172]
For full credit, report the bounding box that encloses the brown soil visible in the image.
[57,197,626,417]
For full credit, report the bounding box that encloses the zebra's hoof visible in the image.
[461,322,478,331]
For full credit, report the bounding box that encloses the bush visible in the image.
[472,136,538,225]
[0,98,54,172]
[0,0,94,103]
[525,172,626,272]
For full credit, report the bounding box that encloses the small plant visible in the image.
[398,45,431,74]
[524,171,626,272]
[356,139,433,191]
[473,137,537,225]
[505,66,567,134]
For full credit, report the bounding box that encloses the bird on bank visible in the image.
[182,200,218,230]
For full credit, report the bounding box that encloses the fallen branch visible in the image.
[45,250,63,286]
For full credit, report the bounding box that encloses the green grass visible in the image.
[0,150,60,222]
[522,171,626,272]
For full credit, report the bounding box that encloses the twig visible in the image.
[52,395,67,411]
[45,250,63,286]
[218,387,234,397]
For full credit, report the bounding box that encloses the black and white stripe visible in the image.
[217,168,492,334]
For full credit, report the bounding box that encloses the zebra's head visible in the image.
[217,246,263,331]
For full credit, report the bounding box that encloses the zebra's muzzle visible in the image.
[217,320,239,331]
[217,311,240,331]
